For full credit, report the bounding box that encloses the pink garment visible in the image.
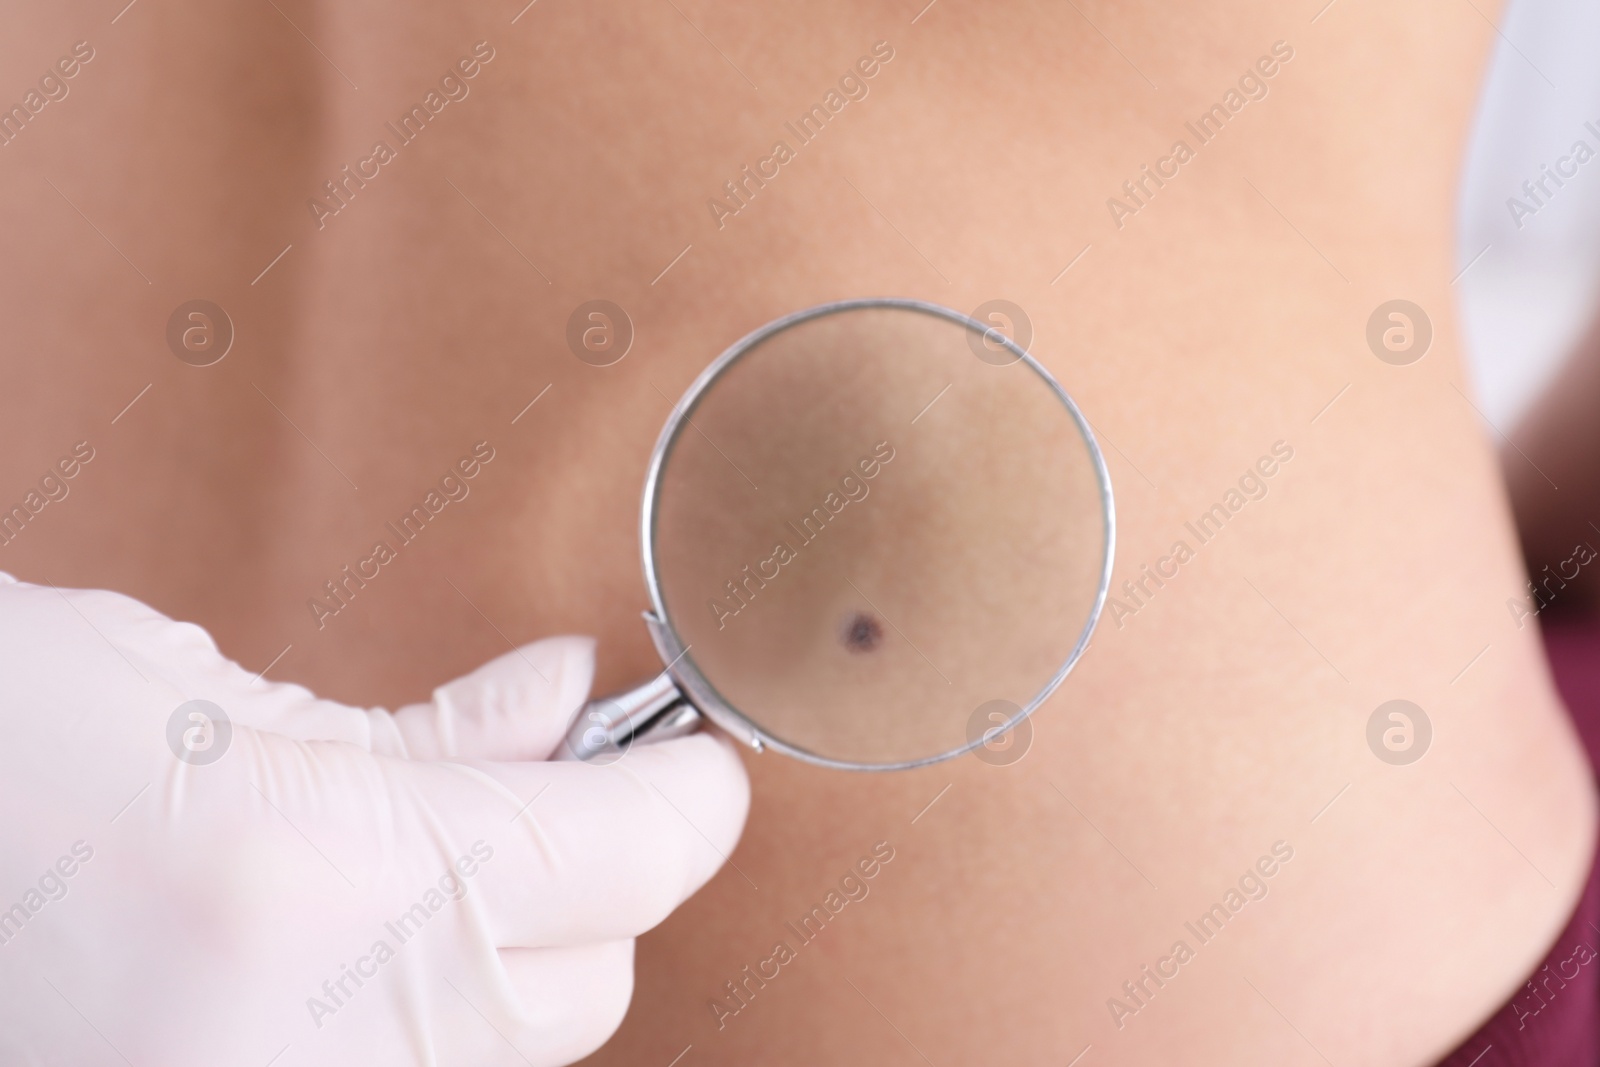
[1435,615,1600,1067]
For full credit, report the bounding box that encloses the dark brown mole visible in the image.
[841,611,884,653]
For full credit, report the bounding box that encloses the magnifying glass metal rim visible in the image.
[632,296,1117,773]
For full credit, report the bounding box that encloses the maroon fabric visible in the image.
[1436,615,1600,1067]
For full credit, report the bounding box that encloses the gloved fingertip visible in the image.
[625,730,752,871]
[421,635,598,760]
[539,635,598,732]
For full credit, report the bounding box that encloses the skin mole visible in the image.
[841,611,884,653]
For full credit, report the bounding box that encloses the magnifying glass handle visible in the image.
[554,673,703,761]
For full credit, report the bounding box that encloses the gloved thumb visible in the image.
[370,636,596,761]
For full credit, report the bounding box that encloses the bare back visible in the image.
[0,1,1591,1063]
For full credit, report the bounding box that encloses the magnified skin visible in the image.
[0,2,1590,1066]
[650,305,1107,765]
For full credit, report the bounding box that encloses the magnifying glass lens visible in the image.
[651,302,1108,768]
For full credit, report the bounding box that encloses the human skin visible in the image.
[0,1,1593,1065]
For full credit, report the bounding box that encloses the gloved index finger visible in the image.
[17,579,600,761]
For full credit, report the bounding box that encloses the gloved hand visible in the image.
[0,573,749,1066]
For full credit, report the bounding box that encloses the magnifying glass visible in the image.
[558,297,1114,771]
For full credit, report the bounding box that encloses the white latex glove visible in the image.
[0,573,749,1066]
